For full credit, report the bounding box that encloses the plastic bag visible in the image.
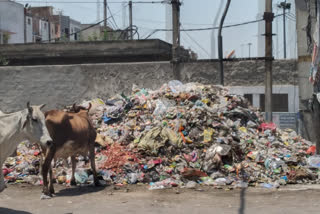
[168,80,184,93]
[308,155,320,168]
[153,99,173,116]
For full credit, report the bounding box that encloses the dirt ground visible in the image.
[1,184,320,214]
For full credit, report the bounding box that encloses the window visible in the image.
[28,18,31,25]
[260,94,289,112]
[44,23,47,28]
[244,94,253,105]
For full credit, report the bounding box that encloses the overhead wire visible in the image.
[145,13,285,39]
[108,4,119,29]
[181,34,209,58]
[181,26,211,57]
[1,0,169,4]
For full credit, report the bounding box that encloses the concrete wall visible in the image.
[295,0,317,141]
[0,60,297,113]
[25,16,33,43]
[0,0,24,44]
[0,40,174,65]
[40,20,50,42]
[70,19,81,41]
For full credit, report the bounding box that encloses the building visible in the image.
[294,0,318,140]
[80,24,128,41]
[53,14,71,40]
[25,13,33,43]
[30,6,60,42]
[0,0,24,44]
[70,19,81,41]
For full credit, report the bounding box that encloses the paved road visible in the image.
[1,184,320,214]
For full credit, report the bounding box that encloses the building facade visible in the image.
[0,0,24,44]
[70,19,81,41]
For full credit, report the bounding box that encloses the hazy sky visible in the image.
[14,0,296,59]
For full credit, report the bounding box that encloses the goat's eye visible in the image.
[32,118,38,122]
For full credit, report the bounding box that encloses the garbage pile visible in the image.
[3,81,320,189]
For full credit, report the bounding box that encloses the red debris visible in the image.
[307,146,316,155]
[259,122,277,132]
[100,143,139,173]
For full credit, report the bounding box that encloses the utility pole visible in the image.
[218,0,231,86]
[172,0,181,80]
[129,1,133,40]
[278,0,291,59]
[248,42,252,58]
[104,0,107,29]
[264,0,274,122]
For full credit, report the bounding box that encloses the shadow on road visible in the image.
[238,187,246,214]
[0,207,32,214]
[55,185,107,197]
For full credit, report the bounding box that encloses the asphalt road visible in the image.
[1,184,320,214]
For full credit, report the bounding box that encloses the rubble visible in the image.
[3,81,320,189]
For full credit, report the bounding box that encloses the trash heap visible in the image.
[3,81,320,189]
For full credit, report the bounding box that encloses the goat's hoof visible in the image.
[49,188,55,194]
[94,180,101,187]
[70,180,77,186]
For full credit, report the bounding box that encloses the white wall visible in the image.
[39,20,49,42]
[228,85,299,113]
[0,0,24,44]
[25,16,33,43]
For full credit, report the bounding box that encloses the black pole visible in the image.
[218,0,231,86]
[283,0,286,59]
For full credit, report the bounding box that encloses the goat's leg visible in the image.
[70,156,77,186]
[48,167,55,194]
[89,145,99,186]
[42,148,55,198]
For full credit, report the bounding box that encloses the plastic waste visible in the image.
[74,170,89,184]
[186,181,197,189]
[308,155,320,168]
[168,80,184,94]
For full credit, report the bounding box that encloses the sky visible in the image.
[12,0,297,59]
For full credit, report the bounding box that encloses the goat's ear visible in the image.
[39,104,46,110]
[87,103,92,112]
[72,103,76,111]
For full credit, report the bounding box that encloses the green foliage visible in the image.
[3,32,10,44]
[102,30,108,41]
[0,55,9,66]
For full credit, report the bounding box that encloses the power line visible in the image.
[0,0,169,4]
[107,5,119,29]
[182,26,211,57]
[145,13,285,39]
[181,35,202,58]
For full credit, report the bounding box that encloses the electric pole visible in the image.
[24,7,27,43]
[172,0,181,80]
[218,0,231,86]
[104,0,107,29]
[264,0,274,122]
[129,1,133,40]
[278,0,291,59]
[248,43,252,58]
